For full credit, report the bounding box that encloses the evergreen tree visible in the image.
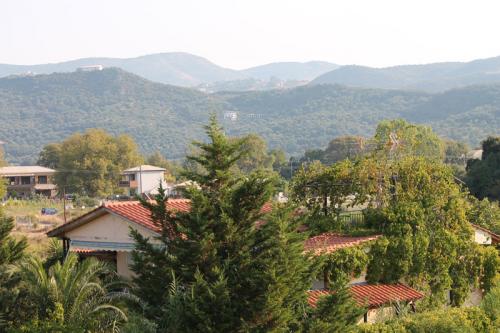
[466,136,500,201]
[131,116,319,332]
[304,285,364,333]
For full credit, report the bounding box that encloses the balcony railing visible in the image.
[119,180,138,188]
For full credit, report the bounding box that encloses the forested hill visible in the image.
[0,68,223,163]
[0,68,499,164]
[311,56,500,92]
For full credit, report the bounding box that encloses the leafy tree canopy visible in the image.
[466,136,500,201]
[41,129,143,197]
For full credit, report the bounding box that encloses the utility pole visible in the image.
[63,186,67,224]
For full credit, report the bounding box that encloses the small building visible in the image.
[119,165,168,197]
[471,223,500,245]
[47,199,191,278]
[0,166,57,198]
[308,284,424,324]
[304,232,424,323]
[76,65,104,72]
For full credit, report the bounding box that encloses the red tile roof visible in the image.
[304,233,380,255]
[48,199,273,236]
[307,284,424,309]
[104,199,191,233]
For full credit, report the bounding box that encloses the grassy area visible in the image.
[3,198,94,255]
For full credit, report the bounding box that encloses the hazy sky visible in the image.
[2,0,500,69]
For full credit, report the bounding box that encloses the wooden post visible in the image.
[63,187,67,224]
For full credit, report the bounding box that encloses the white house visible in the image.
[119,165,168,197]
[47,199,191,278]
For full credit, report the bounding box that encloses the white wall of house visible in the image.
[138,170,166,194]
[473,228,493,245]
[65,213,157,244]
[116,252,135,279]
[65,212,159,279]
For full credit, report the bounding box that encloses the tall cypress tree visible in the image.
[131,116,319,332]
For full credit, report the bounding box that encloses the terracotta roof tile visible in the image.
[49,199,273,236]
[104,199,191,233]
[304,233,380,255]
[350,284,424,308]
[307,284,424,308]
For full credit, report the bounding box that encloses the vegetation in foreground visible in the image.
[0,118,499,332]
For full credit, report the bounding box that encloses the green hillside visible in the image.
[311,56,500,92]
[0,68,498,164]
[0,68,222,163]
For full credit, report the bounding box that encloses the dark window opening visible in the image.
[21,176,31,185]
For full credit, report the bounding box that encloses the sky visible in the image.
[2,0,500,69]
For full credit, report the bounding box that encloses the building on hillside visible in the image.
[76,65,103,72]
[119,165,169,197]
[0,166,57,198]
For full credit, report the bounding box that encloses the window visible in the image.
[9,177,15,185]
[129,174,136,181]
[21,176,31,185]
[38,175,47,184]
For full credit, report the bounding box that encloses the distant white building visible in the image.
[119,165,168,197]
[224,111,238,121]
[467,149,483,160]
[77,65,104,72]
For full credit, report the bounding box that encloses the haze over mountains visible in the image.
[311,56,500,92]
[0,68,498,164]
[3,52,500,92]
[0,52,337,88]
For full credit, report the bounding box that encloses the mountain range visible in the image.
[310,56,500,92]
[0,53,337,88]
[0,68,498,164]
[4,52,500,92]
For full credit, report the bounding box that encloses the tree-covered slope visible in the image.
[0,68,498,164]
[0,68,222,163]
[311,56,500,92]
